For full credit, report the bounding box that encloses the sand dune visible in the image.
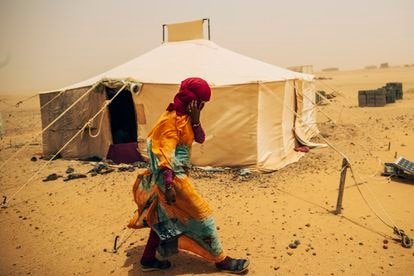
[0,67,413,275]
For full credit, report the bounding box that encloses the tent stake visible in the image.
[335,158,349,215]
[113,235,120,253]
[1,196,7,209]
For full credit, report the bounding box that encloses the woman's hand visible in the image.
[187,100,204,125]
[165,186,176,205]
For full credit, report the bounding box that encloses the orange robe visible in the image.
[128,111,225,262]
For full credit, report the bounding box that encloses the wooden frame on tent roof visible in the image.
[162,18,210,43]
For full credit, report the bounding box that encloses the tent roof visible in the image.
[55,39,313,92]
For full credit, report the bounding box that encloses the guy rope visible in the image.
[260,81,412,248]
[0,80,136,208]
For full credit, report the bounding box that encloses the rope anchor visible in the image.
[112,235,120,253]
[394,227,413,248]
[1,196,7,209]
[334,158,349,215]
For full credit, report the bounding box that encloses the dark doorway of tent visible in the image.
[105,88,143,164]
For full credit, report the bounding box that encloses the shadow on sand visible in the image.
[123,244,222,275]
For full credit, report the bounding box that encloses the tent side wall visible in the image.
[133,83,179,157]
[192,83,258,167]
[295,80,318,140]
[39,87,112,159]
[134,83,258,167]
[257,80,303,171]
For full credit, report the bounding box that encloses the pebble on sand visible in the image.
[288,243,297,249]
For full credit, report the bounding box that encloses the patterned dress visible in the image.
[128,110,225,262]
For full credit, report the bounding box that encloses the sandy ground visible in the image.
[0,67,413,275]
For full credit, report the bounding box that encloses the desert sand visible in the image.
[0,66,413,275]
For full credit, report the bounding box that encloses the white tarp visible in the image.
[40,38,319,171]
[52,39,312,91]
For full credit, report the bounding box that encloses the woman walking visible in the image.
[128,77,249,274]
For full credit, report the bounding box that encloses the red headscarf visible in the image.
[167,77,211,116]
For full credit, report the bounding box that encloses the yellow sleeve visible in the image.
[149,115,180,170]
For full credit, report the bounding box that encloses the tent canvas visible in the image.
[39,39,318,171]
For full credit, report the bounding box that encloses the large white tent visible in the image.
[40,38,319,172]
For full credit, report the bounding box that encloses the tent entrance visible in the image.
[106,88,137,144]
[105,88,142,164]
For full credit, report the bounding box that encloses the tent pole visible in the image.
[203,18,210,40]
[162,24,166,43]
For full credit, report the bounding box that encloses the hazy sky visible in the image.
[0,0,413,93]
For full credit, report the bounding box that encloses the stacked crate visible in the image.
[367,90,377,107]
[375,88,386,107]
[358,90,367,107]
[385,82,403,100]
[358,90,374,107]
[383,85,396,103]
[358,82,403,107]
[358,89,386,107]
